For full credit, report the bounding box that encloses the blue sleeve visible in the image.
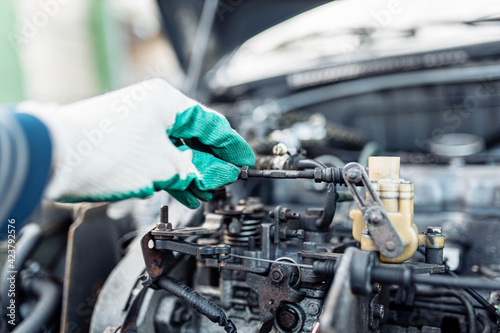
[0,108,52,237]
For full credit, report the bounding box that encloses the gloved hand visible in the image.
[18,79,255,208]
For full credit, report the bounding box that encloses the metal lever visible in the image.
[343,162,404,258]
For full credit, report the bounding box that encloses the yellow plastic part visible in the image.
[349,157,419,263]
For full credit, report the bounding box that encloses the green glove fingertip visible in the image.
[168,105,256,167]
[167,190,201,209]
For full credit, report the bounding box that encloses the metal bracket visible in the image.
[343,162,404,258]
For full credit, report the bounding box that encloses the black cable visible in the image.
[156,275,236,333]
[412,273,500,290]
[416,289,477,333]
[12,276,61,333]
[445,265,500,320]
[413,300,466,315]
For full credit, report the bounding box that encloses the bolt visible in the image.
[307,303,320,316]
[303,242,317,252]
[273,143,288,156]
[370,212,383,225]
[427,226,443,234]
[160,205,169,223]
[271,267,285,283]
[347,170,360,181]
[386,241,396,251]
[156,222,166,231]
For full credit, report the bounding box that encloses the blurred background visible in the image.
[0,0,182,104]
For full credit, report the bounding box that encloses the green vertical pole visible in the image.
[89,0,127,93]
[0,0,25,103]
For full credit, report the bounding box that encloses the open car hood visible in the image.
[156,0,329,73]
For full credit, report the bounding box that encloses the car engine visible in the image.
[2,1,500,333]
[86,150,500,333]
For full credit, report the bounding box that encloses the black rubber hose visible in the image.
[156,275,236,333]
[12,277,61,333]
[416,289,477,333]
[445,266,500,319]
[1,224,42,329]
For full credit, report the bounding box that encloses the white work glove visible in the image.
[18,79,255,208]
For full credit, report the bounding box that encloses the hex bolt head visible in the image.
[427,226,443,234]
[271,268,285,283]
[302,242,317,252]
[307,303,320,316]
[156,222,167,231]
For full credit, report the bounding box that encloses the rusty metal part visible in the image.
[343,162,404,258]
[276,303,305,332]
[140,232,176,281]
[246,263,306,323]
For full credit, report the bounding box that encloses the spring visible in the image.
[223,218,261,248]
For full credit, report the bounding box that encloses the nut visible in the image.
[273,143,288,156]
[271,267,285,283]
[427,226,443,234]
